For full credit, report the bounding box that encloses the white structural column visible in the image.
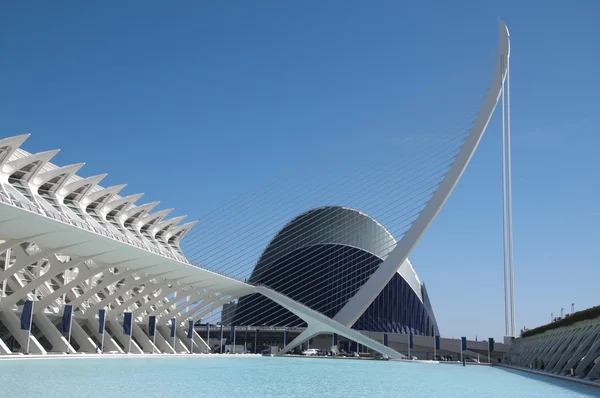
[132,281,208,319]
[1,253,99,309]
[32,312,76,353]
[0,335,10,354]
[500,31,516,337]
[173,293,243,322]
[508,321,600,380]
[0,306,46,354]
[586,355,600,380]
[560,326,600,374]
[34,263,147,312]
[67,318,99,353]
[545,330,580,370]
[104,313,144,354]
[81,271,173,314]
[551,326,596,373]
[574,334,600,377]
[85,317,124,353]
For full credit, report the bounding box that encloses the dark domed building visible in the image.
[232,206,439,336]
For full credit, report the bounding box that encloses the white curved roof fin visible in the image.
[101,193,144,214]
[61,173,107,199]
[165,221,198,243]
[153,215,186,237]
[139,208,173,229]
[82,184,127,207]
[0,134,30,167]
[122,201,160,221]
[34,163,85,191]
[5,149,60,182]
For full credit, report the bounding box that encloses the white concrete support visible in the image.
[64,266,151,311]
[586,357,600,380]
[32,312,76,353]
[153,325,176,354]
[85,317,125,354]
[84,272,170,315]
[0,243,82,282]
[132,282,209,319]
[550,328,590,373]
[0,336,10,354]
[574,335,600,377]
[255,286,403,359]
[105,315,143,354]
[142,323,175,354]
[172,296,233,322]
[539,332,573,366]
[0,255,84,309]
[33,262,141,311]
[523,333,563,367]
[278,326,320,355]
[131,322,160,354]
[561,327,600,375]
[528,334,561,367]
[158,324,188,353]
[0,307,46,354]
[542,331,575,368]
[174,327,199,353]
[69,318,99,353]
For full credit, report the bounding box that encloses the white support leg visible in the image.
[255,286,403,359]
[69,318,99,353]
[0,335,11,354]
[574,336,600,377]
[131,322,159,354]
[106,315,143,354]
[154,325,177,354]
[561,327,600,374]
[32,312,76,353]
[85,317,124,354]
[278,326,320,356]
[0,307,46,354]
[158,324,187,353]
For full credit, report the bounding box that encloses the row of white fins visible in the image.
[0,134,195,253]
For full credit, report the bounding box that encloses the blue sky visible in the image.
[1,1,598,340]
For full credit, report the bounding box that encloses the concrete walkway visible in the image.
[498,364,600,389]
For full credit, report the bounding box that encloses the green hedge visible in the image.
[521,305,600,338]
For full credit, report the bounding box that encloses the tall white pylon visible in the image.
[500,22,515,338]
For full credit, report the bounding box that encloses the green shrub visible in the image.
[521,305,600,338]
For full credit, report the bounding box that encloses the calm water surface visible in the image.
[0,356,598,397]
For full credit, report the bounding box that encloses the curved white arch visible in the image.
[333,21,511,327]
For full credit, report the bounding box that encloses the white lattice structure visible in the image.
[0,134,402,357]
[0,21,510,358]
[508,317,600,381]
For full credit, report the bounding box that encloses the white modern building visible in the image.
[0,134,402,357]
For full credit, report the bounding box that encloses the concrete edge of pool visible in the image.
[498,364,600,390]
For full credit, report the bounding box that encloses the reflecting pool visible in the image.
[0,356,598,397]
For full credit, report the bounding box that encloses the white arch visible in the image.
[333,21,511,328]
